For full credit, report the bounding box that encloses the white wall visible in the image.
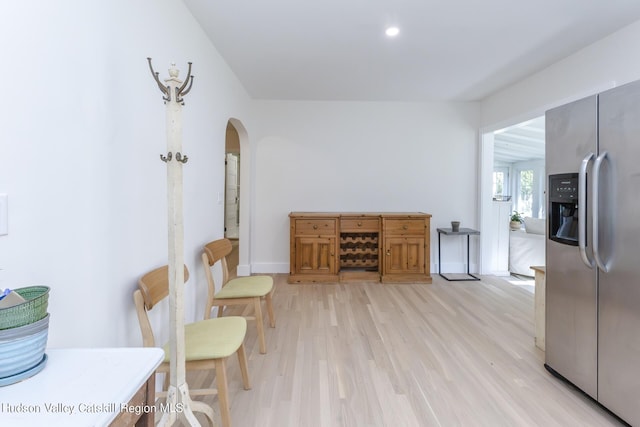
[481,19,640,129]
[0,1,252,348]
[248,101,480,274]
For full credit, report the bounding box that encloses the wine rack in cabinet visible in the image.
[338,216,381,281]
[289,212,431,284]
[340,233,378,268]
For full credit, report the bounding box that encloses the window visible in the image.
[516,169,534,217]
[513,161,545,218]
[493,167,509,199]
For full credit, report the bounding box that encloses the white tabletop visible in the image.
[0,347,164,426]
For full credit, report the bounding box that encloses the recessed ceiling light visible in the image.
[385,27,399,37]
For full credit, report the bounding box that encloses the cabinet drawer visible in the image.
[295,218,336,235]
[340,218,379,232]
[384,219,425,236]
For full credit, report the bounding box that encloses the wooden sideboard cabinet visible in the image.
[289,212,431,284]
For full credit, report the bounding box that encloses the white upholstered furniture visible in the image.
[509,217,546,276]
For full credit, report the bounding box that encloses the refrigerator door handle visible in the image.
[579,152,595,268]
[593,151,609,273]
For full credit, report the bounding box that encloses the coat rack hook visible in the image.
[175,62,194,105]
[147,57,171,102]
[175,152,188,164]
[176,62,192,94]
[160,152,173,162]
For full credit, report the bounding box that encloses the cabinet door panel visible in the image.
[406,238,425,273]
[297,240,315,271]
[385,237,425,274]
[386,239,406,273]
[295,237,336,274]
[316,240,333,272]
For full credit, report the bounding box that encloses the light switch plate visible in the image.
[0,194,7,236]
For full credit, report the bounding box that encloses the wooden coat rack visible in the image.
[147,58,214,426]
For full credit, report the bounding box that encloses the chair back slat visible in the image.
[137,264,190,310]
[203,239,233,266]
[202,239,236,319]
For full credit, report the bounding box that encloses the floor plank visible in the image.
[177,274,624,427]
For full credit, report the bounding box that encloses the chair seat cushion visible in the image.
[162,316,247,362]
[214,275,273,299]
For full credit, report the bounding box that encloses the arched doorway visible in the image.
[225,119,251,277]
[224,122,240,240]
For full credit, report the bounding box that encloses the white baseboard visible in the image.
[250,262,289,274]
[236,264,251,277]
[244,262,481,276]
[242,262,482,276]
[491,270,512,277]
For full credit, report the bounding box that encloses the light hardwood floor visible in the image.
[179,274,624,427]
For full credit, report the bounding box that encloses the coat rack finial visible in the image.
[147,58,195,106]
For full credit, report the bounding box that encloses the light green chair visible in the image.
[134,264,251,427]
[201,238,275,354]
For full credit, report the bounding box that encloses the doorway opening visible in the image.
[225,118,251,277]
[493,116,546,220]
[480,116,545,280]
[225,121,241,277]
[225,122,240,240]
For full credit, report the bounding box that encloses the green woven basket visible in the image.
[0,286,50,330]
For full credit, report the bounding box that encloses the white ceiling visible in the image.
[494,116,545,164]
[182,0,640,102]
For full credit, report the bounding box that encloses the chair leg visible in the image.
[163,371,170,392]
[215,358,232,427]
[204,299,213,320]
[236,343,251,390]
[254,297,267,354]
[265,291,276,328]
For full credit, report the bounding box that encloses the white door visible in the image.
[224,153,239,238]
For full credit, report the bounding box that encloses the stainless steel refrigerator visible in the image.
[545,79,640,426]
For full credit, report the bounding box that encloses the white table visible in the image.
[0,347,164,426]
